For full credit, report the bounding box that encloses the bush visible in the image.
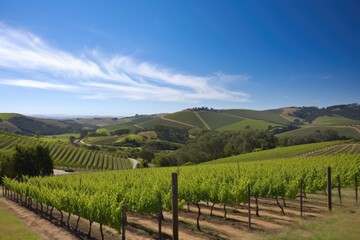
[0,145,53,182]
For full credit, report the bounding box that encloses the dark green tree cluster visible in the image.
[154,129,277,166]
[0,145,53,183]
[153,125,189,143]
[271,123,300,134]
[279,129,343,146]
[143,140,182,151]
[292,103,360,123]
[292,107,330,123]
[110,128,131,136]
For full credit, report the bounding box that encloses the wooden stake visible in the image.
[327,167,332,211]
[121,205,126,240]
[172,172,179,240]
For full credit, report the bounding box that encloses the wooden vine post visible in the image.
[172,172,179,240]
[121,205,126,240]
[327,167,332,211]
[247,184,251,229]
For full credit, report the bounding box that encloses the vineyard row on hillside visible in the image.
[0,131,132,170]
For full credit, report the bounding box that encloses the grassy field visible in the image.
[219,118,278,131]
[223,109,290,125]
[85,135,120,145]
[165,111,206,128]
[0,113,19,120]
[42,133,79,143]
[206,140,347,164]
[105,115,156,132]
[278,126,360,138]
[312,115,360,126]
[255,191,360,240]
[140,117,193,129]
[0,200,39,240]
[197,111,242,129]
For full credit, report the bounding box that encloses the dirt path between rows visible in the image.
[0,197,78,240]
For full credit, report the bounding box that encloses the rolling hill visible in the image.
[1,103,359,138]
[0,113,88,135]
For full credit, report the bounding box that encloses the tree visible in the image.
[140,148,155,162]
[79,129,88,139]
[0,152,15,184]
[35,130,41,139]
[12,144,53,178]
[69,136,76,143]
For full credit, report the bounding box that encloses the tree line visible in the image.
[0,144,53,184]
[154,129,277,166]
[152,128,345,167]
[292,103,360,123]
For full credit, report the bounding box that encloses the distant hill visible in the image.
[0,113,87,135]
[1,103,359,138]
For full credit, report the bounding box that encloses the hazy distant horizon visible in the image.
[8,102,358,118]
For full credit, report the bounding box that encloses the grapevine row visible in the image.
[0,131,132,170]
[3,154,359,237]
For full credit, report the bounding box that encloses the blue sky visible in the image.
[0,0,359,116]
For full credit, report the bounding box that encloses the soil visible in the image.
[0,197,77,240]
[0,187,351,240]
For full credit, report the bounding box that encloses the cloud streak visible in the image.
[0,23,250,102]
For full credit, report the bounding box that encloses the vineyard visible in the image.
[0,131,132,170]
[3,152,360,239]
[206,140,349,164]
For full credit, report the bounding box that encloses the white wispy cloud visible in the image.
[0,79,79,91]
[0,23,250,102]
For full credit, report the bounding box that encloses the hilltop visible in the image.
[1,103,359,138]
[96,104,360,138]
[0,113,86,135]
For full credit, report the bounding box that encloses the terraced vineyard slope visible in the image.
[0,131,132,170]
[206,140,350,164]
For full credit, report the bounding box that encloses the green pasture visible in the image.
[165,111,206,128]
[197,111,242,129]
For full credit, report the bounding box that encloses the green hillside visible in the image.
[218,118,279,131]
[0,113,20,120]
[197,111,242,129]
[312,115,360,126]
[105,115,156,132]
[205,140,347,165]
[223,109,290,125]
[0,113,86,135]
[278,126,360,138]
[0,131,132,170]
[140,117,193,129]
[165,111,205,128]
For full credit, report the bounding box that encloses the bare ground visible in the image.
[0,197,77,240]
